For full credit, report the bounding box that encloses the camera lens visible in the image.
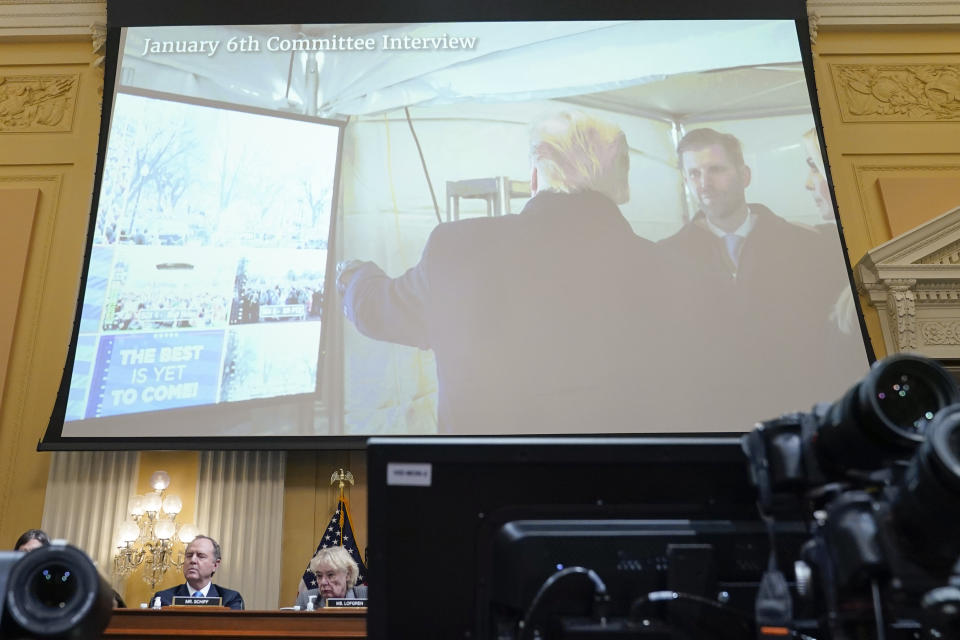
[4,544,113,638]
[873,367,943,435]
[814,354,960,472]
[31,564,78,609]
[891,405,960,571]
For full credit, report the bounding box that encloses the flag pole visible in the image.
[330,468,354,545]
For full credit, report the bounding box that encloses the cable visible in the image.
[519,566,607,640]
[629,590,755,640]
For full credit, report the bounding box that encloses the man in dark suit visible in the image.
[338,110,683,434]
[659,128,866,421]
[151,535,244,610]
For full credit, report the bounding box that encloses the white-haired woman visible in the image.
[295,546,367,608]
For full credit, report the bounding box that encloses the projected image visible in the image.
[219,322,322,402]
[61,89,339,427]
[229,250,326,325]
[56,17,869,439]
[95,93,337,251]
[101,248,234,332]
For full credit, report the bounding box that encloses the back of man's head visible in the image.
[530,110,629,204]
[676,127,745,171]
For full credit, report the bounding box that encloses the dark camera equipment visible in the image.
[744,353,960,640]
[367,436,813,639]
[367,356,960,639]
[0,543,114,639]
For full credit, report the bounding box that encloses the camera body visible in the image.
[0,543,113,639]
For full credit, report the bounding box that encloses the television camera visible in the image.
[742,352,960,639]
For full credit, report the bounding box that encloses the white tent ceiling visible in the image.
[120,20,810,123]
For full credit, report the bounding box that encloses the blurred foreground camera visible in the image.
[744,353,960,639]
[0,543,113,639]
[744,353,960,503]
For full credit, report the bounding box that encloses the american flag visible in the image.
[298,498,367,594]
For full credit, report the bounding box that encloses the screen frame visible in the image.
[39,0,873,451]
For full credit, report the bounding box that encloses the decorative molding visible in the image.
[915,284,960,302]
[887,280,919,350]
[852,163,960,252]
[0,1,105,41]
[808,0,960,28]
[0,174,62,526]
[91,21,105,67]
[809,10,822,44]
[832,64,960,122]
[0,74,79,132]
[857,206,960,357]
[918,239,960,264]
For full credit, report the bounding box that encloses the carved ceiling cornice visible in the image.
[0,0,106,41]
[808,0,960,29]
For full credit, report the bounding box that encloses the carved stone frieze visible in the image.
[920,320,960,345]
[831,64,960,121]
[0,74,78,132]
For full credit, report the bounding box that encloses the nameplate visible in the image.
[172,596,223,607]
[325,598,367,608]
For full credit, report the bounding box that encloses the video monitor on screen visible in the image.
[44,5,871,446]
[59,86,340,437]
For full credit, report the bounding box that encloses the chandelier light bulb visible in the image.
[149,470,171,491]
[142,492,162,513]
[162,494,183,515]
[118,519,140,544]
[178,524,200,544]
[155,519,176,540]
[128,495,145,516]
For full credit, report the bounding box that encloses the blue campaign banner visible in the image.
[85,330,225,418]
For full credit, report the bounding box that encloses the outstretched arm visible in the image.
[338,256,432,350]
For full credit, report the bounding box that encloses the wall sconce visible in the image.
[113,470,199,590]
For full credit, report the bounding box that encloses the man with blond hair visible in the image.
[338,110,678,434]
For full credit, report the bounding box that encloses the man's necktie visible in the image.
[193,591,203,597]
[724,233,744,268]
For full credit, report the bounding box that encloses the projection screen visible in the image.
[41,0,871,448]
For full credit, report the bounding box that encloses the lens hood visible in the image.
[3,544,113,639]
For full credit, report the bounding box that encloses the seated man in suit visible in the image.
[295,546,367,608]
[152,534,244,610]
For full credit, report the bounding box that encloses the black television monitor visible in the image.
[365,436,809,639]
[41,0,870,450]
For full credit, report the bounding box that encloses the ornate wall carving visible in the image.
[832,64,960,121]
[920,320,960,344]
[886,280,918,351]
[0,74,78,132]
